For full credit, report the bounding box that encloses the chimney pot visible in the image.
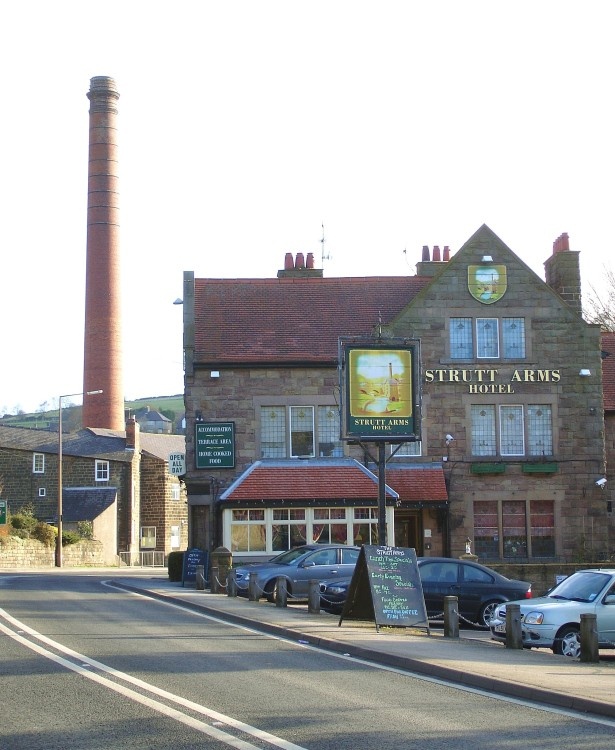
[295,252,305,269]
[443,245,450,262]
[432,245,441,262]
[284,252,294,270]
[306,252,315,269]
[422,245,430,262]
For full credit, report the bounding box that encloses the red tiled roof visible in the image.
[221,461,396,501]
[220,459,447,504]
[602,332,615,411]
[194,276,431,364]
[386,466,448,501]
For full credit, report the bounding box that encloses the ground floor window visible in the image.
[140,526,156,549]
[473,499,555,559]
[226,506,382,554]
[230,509,266,552]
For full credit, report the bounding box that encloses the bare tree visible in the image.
[585,267,615,332]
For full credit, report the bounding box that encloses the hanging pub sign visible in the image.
[195,421,235,469]
[340,340,421,440]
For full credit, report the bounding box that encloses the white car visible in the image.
[490,568,615,657]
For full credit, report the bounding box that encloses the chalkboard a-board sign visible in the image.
[182,548,209,587]
[339,545,429,632]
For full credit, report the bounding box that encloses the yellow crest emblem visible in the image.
[468,265,507,304]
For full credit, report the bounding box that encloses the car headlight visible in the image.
[523,611,544,625]
[326,585,346,595]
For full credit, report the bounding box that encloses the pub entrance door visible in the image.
[394,511,421,553]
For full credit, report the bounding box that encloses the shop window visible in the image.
[33,453,45,474]
[272,509,306,551]
[230,509,266,552]
[451,317,525,360]
[95,460,110,481]
[353,507,379,545]
[313,508,346,544]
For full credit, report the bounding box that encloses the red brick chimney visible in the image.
[82,77,125,430]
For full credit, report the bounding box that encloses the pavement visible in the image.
[107,572,615,721]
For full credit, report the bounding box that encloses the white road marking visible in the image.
[104,582,615,730]
[0,609,308,750]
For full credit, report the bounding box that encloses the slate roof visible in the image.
[0,425,129,461]
[602,332,615,412]
[194,276,431,365]
[0,425,185,463]
[61,487,117,522]
[140,432,186,461]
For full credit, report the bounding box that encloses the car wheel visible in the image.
[553,625,581,658]
[264,580,277,603]
[478,600,500,629]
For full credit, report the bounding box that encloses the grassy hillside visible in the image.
[1,394,185,431]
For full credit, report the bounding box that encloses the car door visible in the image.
[596,581,615,644]
[458,562,496,622]
[291,547,340,595]
[418,561,459,616]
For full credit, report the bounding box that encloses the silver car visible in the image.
[490,568,615,657]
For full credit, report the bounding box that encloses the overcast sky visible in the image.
[2,1,613,415]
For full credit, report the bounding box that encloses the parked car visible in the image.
[489,568,615,657]
[319,556,532,627]
[233,544,360,602]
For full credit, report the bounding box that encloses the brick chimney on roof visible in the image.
[544,232,582,315]
[277,252,323,278]
[416,244,452,277]
[82,77,125,430]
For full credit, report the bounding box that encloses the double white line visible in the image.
[0,607,307,750]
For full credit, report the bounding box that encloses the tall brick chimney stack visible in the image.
[82,77,125,430]
[544,232,582,316]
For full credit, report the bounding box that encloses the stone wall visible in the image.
[0,536,107,568]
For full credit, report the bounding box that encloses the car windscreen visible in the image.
[548,571,612,602]
[268,546,314,565]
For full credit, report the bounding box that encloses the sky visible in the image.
[1,1,614,415]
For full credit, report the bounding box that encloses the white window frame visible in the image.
[38,487,46,497]
[33,453,45,474]
[140,526,156,549]
[95,460,110,482]
[225,506,389,556]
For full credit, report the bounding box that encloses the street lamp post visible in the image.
[56,389,102,568]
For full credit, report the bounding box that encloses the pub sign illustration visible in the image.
[341,342,421,440]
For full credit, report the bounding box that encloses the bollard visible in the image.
[248,571,260,601]
[505,603,523,649]
[210,565,220,593]
[210,546,232,594]
[580,613,599,662]
[275,576,288,608]
[227,569,237,598]
[196,565,205,591]
[443,596,459,638]
[307,580,321,614]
